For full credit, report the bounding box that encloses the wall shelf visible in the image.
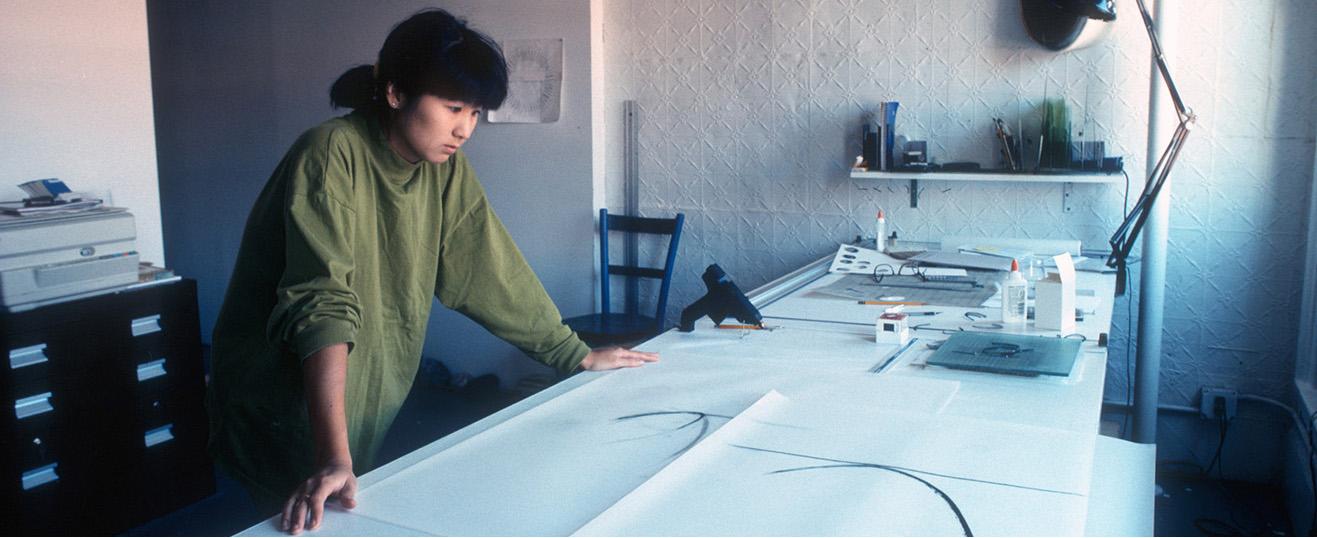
[850,169,1123,209]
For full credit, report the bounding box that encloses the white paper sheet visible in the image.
[237,510,431,537]
[486,39,562,123]
[1085,435,1155,536]
[576,391,1094,537]
[349,353,960,536]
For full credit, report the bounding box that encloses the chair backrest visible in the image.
[598,208,685,329]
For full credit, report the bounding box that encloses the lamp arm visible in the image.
[1136,0,1194,122]
[1103,0,1198,295]
[1107,123,1193,265]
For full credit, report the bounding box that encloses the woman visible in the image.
[205,9,658,534]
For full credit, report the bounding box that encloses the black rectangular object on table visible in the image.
[926,331,1082,377]
[0,279,213,535]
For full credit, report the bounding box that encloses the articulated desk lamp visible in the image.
[1029,0,1196,447]
[1091,0,1197,296]
[679,264,763,332]
[1025,0,1195,295]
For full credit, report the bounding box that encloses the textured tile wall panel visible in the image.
[603,0,1317,480]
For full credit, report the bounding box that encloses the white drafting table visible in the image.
[239,255,1154,536]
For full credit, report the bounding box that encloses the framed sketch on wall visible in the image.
[487,38,562,123]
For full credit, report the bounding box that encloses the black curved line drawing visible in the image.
[773,462,972,536]
[732,444,971,536]
[731,444,1084,537]
[615,411,733,458]
[734,444,1083,495]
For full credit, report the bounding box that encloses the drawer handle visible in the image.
[15,392,53,419]
[144,424,175,447]
[131,315,162,337]
[9,343,48,370]
[21,463,59,490]
[136,358,168,381]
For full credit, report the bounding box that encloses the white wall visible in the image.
[0,0,165,266]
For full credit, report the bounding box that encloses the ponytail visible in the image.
[329,64,378,110]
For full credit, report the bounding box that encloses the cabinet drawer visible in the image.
[20,462,60,492]
[5,341,53,391]
[13,463,63,533]
[135,357,168,384]
[129,314,163,338]
[13,390,55,421]
[10,391,61,468]
[142,423,176,449]
[127,318,167,357]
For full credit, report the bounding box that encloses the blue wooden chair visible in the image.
[565,208,684,348]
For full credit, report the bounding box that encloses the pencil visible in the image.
[858,300,927,306]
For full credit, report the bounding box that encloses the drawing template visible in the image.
[349,352,960,536]
[576,391,1094,537]
[828,244,894,274]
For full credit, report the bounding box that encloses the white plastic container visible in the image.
[875,210,887,252]
[1000,259,1028,324]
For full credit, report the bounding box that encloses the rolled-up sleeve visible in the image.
[265,134,362,360]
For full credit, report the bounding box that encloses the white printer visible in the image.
[0,207,139,311]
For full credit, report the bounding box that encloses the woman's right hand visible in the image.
[579,347,660,370]
[280,461,358,535]
[285,343,355,534]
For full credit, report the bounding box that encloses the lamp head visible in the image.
[1066,0,1116,21]
[1022,0,1117,51]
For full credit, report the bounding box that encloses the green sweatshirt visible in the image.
[206,109,589,505]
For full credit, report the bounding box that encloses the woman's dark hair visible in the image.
[330,9,509,111]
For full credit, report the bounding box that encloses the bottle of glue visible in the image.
[1001,259,1028,324]
[875,210,887,252]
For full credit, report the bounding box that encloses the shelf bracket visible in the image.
[1062,182,1074,213]
[909,179,919,208]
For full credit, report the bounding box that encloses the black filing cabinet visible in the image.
[0,279,214,535]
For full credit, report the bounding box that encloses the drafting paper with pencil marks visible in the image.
[576,391,1094,536]
[349,352,957,536]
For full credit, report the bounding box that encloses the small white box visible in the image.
[1035,253,1076,333]
[876,312,910,345]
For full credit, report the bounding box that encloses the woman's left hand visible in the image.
[580,347,659,371]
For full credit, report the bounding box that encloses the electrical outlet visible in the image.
[1199,387,1238,420]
